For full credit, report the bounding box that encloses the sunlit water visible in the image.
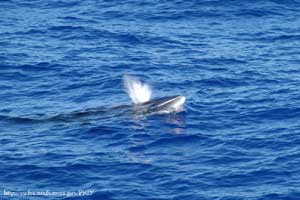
[1,1,300,200]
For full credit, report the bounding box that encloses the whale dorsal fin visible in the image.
[123,75,152,104]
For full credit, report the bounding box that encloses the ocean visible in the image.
[1,0,300,199]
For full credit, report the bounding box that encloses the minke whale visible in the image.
[123,75,186,114]
[2,76,186,124]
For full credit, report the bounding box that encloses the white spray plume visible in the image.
[123,75,152,104]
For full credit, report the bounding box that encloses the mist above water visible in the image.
[123,75,152,104]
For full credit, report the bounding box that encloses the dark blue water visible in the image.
[1,0,300,199]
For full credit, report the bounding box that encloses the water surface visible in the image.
[1,0,300,199]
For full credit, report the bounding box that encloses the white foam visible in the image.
[123,75,152,104]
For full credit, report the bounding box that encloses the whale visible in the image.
[3,75,186,124]
[124,75,186,114]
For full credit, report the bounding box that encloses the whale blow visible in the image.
[123,75,152,104]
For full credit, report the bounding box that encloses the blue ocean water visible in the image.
[1,0,300,199]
